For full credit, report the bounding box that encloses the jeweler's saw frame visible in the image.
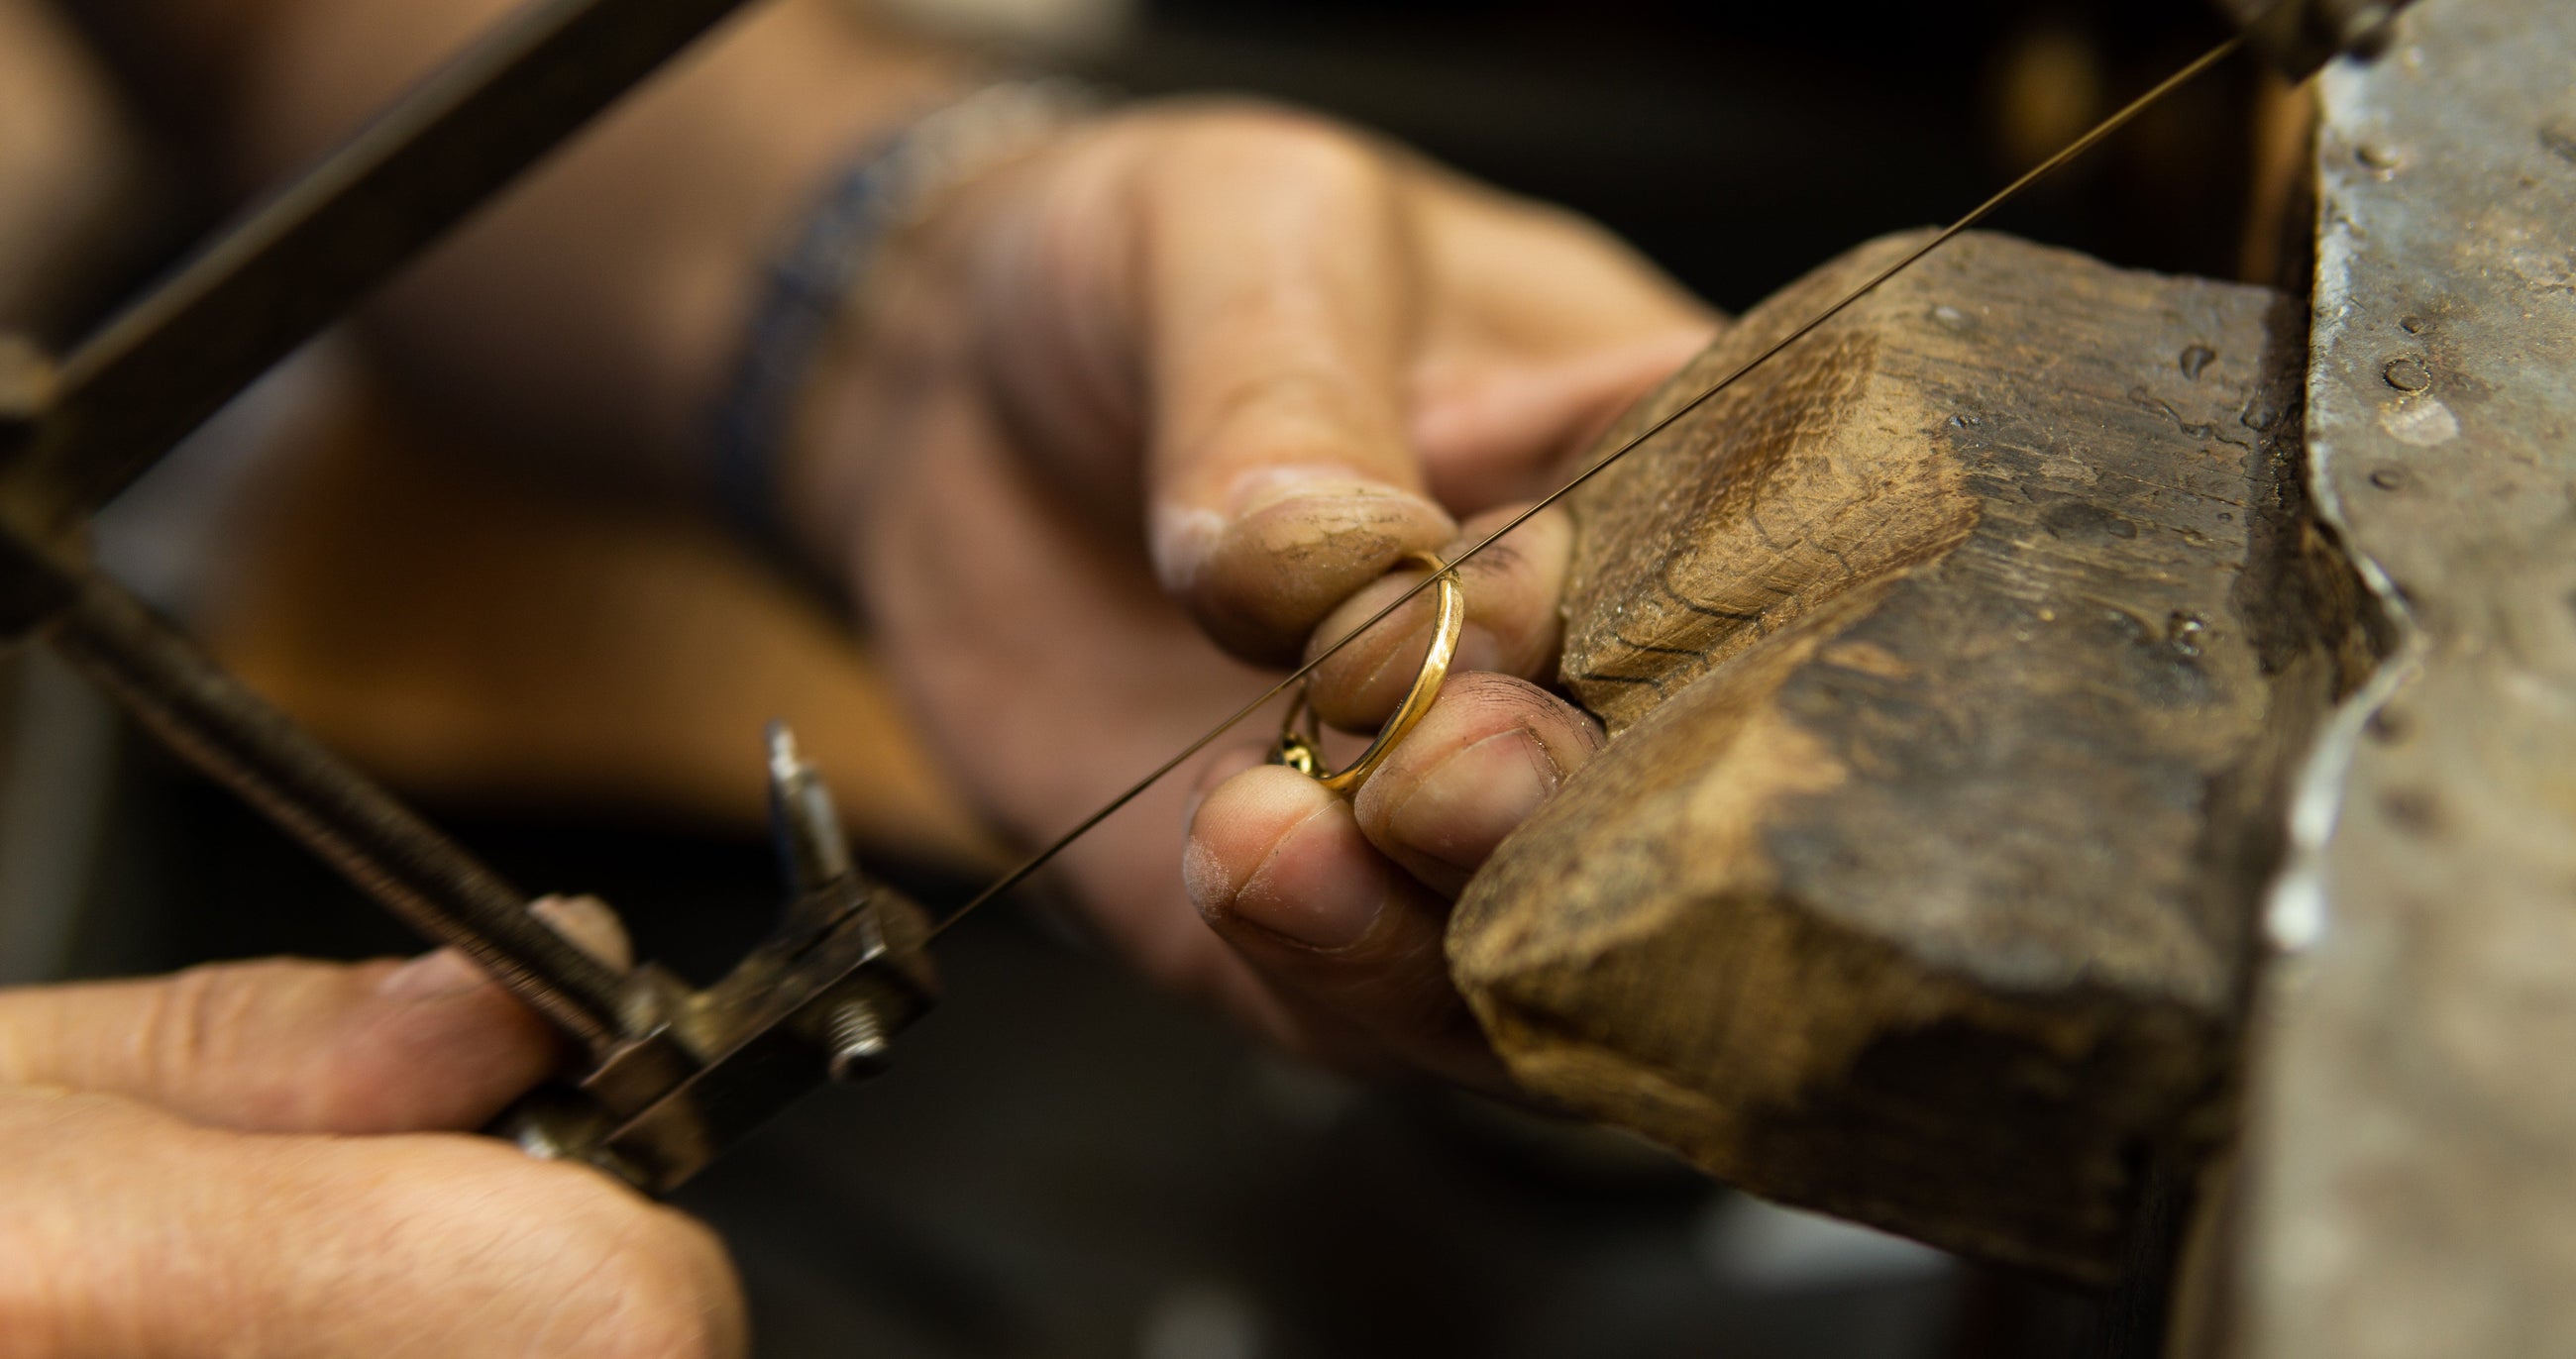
[0,0,944,1191]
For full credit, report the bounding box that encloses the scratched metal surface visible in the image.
[2238,0,2576,1352]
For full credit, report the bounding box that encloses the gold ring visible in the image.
[1272,551,1463,796]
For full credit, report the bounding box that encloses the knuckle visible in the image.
[572,1194,736,1348]
[597,1255,742,1357]
[1143,99,1388,197]
[133,961,297,1119]
[638,1211,744,1346]
[1444,671,1560,723]
[543,1181,744,1359]
[1457,535,1529,584]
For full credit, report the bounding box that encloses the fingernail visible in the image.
[529,893,631,970]
[376,948,485,1002]
[1226,465,1419,519]
[1226,806,1391,951]
[1151,503,1227,594]
[1181,832,1233,914]
[1388,729,1559,874]
[1155,467,1437,595]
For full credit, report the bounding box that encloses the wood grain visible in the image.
[1449,230,2358,1278]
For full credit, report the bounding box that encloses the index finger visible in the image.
[0,895,625,1134]
[1122,105,1456,664]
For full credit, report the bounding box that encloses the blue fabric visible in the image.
[707,130,905,557]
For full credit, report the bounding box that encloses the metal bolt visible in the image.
[824,1000,890,1082]
[767,722,853,894]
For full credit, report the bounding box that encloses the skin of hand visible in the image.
[4,4,1698,1352]
[789,102,1720,1086]
[0,898,744,1359]
[144,0,1715,1082]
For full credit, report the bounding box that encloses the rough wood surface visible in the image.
[1449,230,2353,1278]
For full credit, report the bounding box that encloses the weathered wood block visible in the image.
[1449,231,2355,1278]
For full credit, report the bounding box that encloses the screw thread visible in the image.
[825,1000,889,1081]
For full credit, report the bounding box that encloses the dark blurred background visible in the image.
[1089,0,2257,312]
[1,0,2265,1354]
[5,0,2260,349]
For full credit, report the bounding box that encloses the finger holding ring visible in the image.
[1271,551,1463,796]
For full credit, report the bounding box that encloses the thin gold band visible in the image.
[1272,551,1463,796]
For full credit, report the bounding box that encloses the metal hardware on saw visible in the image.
[0,0,948,1196]
[0,0,2419,1195]
[488,725,938,1193]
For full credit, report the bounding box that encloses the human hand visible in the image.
[792,101,1718,1086]
[0,900,743,1359]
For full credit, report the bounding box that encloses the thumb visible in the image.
[0,894,627,1134]
[0,1087,744,1359]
